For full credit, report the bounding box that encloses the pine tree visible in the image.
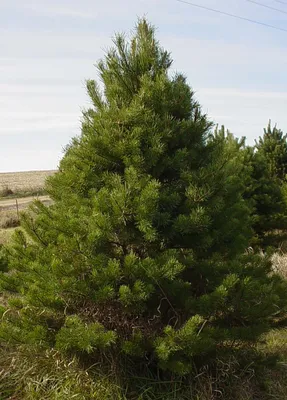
[256,121,287,182]
[0,245,8,277]
[1,20,287,377]
[245,122,287,248]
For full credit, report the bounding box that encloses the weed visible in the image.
[0,211,20,230]
[0,186,13,198]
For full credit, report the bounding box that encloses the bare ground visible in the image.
[0,195,52,211]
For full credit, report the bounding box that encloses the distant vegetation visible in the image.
[0,186,47,199]
[1,20,287,399]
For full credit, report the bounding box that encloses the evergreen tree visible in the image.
[256,121,287,182]
[0,245,8,273]
[245,123,287,248]
[1,20,287,376]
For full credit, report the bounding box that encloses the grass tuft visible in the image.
[0,345,287,399]
[0,210,20,230]
[0,346,126,400]
[0,186,14,197]
[0,228,17,245]
[272,252,287,280]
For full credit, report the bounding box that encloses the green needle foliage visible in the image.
[1,20,287,379]
[257,121,287,182]
[244,122,287,248]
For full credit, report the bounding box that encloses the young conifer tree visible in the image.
[256,121,287,182]
[1,20,287,376]
[244,122,287,248]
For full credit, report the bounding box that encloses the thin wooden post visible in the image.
[15,198,20,221]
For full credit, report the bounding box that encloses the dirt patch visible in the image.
[0,195,52,211]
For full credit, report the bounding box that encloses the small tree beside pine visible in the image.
[256,121,287,182]
[245,122,287,248]
[1,20,287,377]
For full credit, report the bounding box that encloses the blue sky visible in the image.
[1,0,287,172]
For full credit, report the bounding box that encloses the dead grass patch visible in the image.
[0,210,20,230]
[0,228,17,245]
[271,252,287,280]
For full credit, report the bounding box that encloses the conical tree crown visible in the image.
[50,20,210,203]
[1,20,287,376]
[246,122,287,247]
[256,121,287,182]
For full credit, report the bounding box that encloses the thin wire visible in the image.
[246,0,287,15]
[175,0,287,33]
[273,0,287,5]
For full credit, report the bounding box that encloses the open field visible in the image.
[0,170,55,244]
[0,170,56,197]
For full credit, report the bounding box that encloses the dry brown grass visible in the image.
[0,228,17,245]
[0,170,56,197]
[0,209,19,230]
[271,252,287,280]
[0,346,286,400]
[263,328,287,359]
